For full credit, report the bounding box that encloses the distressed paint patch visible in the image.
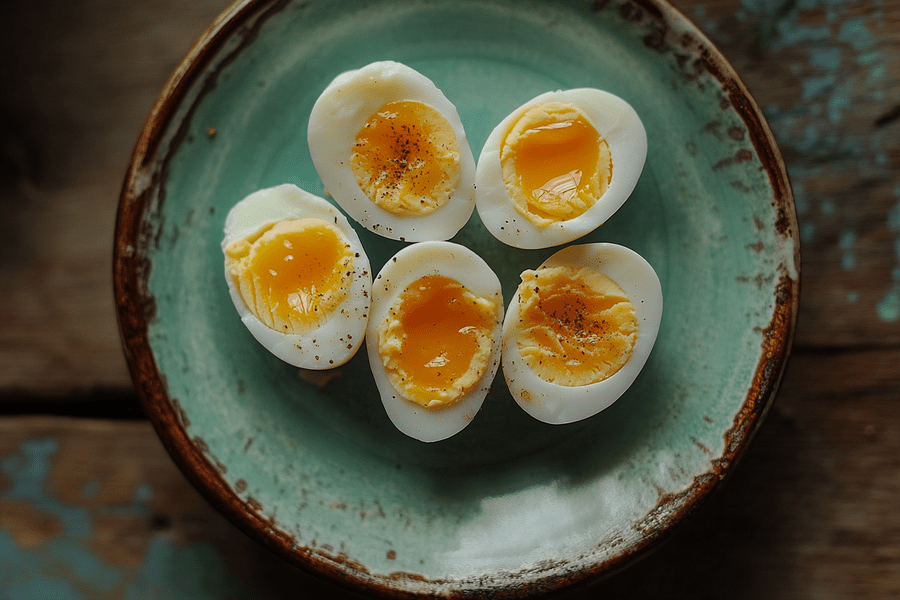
[0,438,122,595]
[800,221,816,243]
[876,186,900,322]
[0,502,64,551]
[690,6,722,39]
[839,229,856,271]
[712,1,895,327]
[0,438,271,599]
[81,480,100,500]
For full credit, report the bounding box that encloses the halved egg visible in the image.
[502,243,662,424]
[222,183,371,370]
[475,89,647,249]
[367,241,503,442]
[308,61,477,242]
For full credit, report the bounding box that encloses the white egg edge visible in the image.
[222,183,372,370]
[502,242,662,424]
[475,88,648,249]
[366,241,504,442]
[307,61,477,242]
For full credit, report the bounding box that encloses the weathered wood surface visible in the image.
[2,353,898,599]
[1,0,899,597]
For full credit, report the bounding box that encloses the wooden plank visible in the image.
[2,344,899,598]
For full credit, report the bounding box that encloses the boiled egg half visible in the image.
[367,241,503,442]
[222,184,371,370]
[308,61,476,242]
[502,243,662,424]
[476,89,647,249]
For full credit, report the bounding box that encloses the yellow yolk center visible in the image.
[515,266,637,386]
[352,100,461,217]
[378,275,499,407]
[224,218,354,333]
[501,101,612,227]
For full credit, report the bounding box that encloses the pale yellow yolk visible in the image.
[378,275,498,407]
[352,100,461,217]
[224,218,354,333]
[500,101,612,227]
[515,266,637,386]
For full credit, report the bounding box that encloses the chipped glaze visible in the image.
[114,0,799,597]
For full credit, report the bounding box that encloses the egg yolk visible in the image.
[224,218,355,334]
[515,266,637,387]
[500,101,612,227]
[378,275,499,407]
[352,100,461,217]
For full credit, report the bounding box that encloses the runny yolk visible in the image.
[225,218,353,333]
[379,275,497,407]
[352,100,460,216]
[514,117,600,203]
[500,101,612,226]
[250,225,348,326]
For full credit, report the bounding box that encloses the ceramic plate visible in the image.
[114,0,800,596]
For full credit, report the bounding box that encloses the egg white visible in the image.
[222,183,371,370]
[475,88,647,249]
[502,243,662,424]
[366,241,503,442]
[308,61,477,242]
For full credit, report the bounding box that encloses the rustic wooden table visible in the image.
[1,0,898,597]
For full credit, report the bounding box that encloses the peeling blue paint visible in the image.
[837,17,877,52]
[857,51,881,66]
[3,573,86,600]
[877,292,900,322]
[827,80,852,123]
[808,47,842,72]
[775,21,833,49]
[722,0,895,326]
[839,230,856,271]
[691,6,721,40]
[800,222,816,244]
[1,438,271,600]
[801,74,836,102]
[81,480,99,500]
[1,439,122,596]
[877,188,900,322]
[133,483,153,505]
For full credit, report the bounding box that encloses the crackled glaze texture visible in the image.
[114,0,799,596]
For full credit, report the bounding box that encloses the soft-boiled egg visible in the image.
[502,243,662,424]
[308,61,477,242]
[222,183,371,370]
[475,89,647,249]
[366,241,503,442]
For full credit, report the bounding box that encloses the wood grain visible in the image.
[0,0,231,394]
[1,0,899,597]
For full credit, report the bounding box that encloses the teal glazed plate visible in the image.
[114,0,800,597]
